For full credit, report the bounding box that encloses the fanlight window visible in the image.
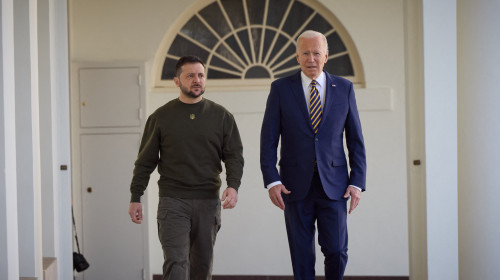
[153,0,364,88]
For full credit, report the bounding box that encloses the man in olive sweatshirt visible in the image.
[128,55,244,280]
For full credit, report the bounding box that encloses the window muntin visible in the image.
[153,0,364,88]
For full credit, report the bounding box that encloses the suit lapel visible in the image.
[289,72,312,128]
[321,72,337,125]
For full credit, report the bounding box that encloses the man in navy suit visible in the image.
[260,30,366,280]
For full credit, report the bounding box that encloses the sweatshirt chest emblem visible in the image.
[190,114,196,120]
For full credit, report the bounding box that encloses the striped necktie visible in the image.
[309,80,322,134]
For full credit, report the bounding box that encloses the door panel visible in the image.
[81,133,143,280]
[79,67,141,128]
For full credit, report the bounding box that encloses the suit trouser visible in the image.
[284,171,348,280]
[157,197,221,280]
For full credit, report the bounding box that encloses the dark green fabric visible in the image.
[157,197,220,279]
[130,98,244,202]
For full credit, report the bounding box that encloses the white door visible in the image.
[75,65,146,280]
[81,133,143,280]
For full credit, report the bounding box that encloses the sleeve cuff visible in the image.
[266,181,282,189]
[130,193,142,203]
[350,185,362,192]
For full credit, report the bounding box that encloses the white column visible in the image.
[38,0,57,258]
[422,0,459,279]
[34,0,73,279]
[52,0,73,279]
[0,0,20,279]
[14,0,43,278]
[458,0,500,279]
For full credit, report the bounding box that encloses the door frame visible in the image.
[70,61,149,279]
[404,0,427,278]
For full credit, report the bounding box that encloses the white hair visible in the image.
[296,30,329,53]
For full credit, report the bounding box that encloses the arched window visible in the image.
[153,0,364,89]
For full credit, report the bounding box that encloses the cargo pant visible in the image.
[157,197,221,280]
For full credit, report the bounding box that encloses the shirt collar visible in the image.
[300,71,326,89]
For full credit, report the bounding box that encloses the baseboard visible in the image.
[43,257,57,280]
[153,275,409,280]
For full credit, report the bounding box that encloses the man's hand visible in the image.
[222,187,238,209]
[129,202,143,224]
[269,184,291,210]
[343,186,361,214]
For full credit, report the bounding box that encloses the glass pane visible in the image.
[271,44,296,70]
[161,57,178,80]
[251,28,263,61]
[181,17,218,49]
[274,58,297,72]
[209,55,241,73]
[236,29,251,62]
[326,32,347,54]
[199,2,231,37]
[262,29,276,59]
[267,33,288,62]
[223,35,246,66]
[247,0,266,25]
[221,0,246,29]
[282,1,314,36]
[214,43,245,69]
[266,0,292,28]
[303,14,333,35]
[167,35,209,62]
[325,54,354,76]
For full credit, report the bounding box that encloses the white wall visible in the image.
[458,0,500,279]
[422,0,458,279]
[317,0,409,276]
[70,0,409,277]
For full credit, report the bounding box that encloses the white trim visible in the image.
[0,0,20,279]
[50,0,73,279]
[70,61,149,280]
[14,0,43,276]
[152,84,392,113]
[404,0,427,279]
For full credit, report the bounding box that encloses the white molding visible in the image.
[150,86,392,114]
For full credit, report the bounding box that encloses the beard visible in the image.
[179,82,205,99]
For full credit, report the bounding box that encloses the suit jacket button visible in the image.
[315,138,319,142]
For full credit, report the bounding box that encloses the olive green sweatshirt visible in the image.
[130,98,244,202]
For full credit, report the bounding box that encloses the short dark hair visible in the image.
[175,56,205,77]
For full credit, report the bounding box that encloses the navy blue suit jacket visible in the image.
[260,71,366,201]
